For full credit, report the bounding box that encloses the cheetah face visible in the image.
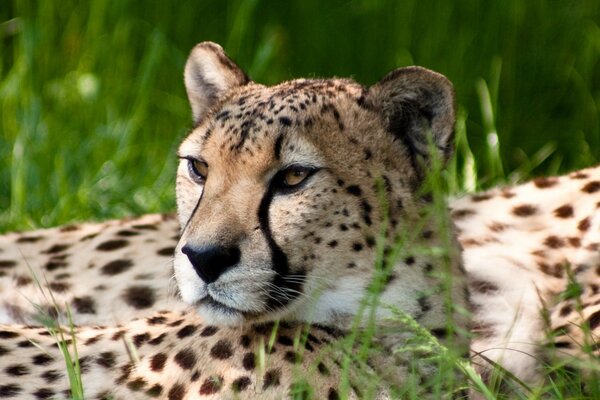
[173,42,455,326]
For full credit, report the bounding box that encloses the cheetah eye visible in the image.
[283,168,310,187]
[187,158,208,183]
[274,165,319,191]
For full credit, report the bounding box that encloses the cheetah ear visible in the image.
[367,66,455,169]
[184,42,251,124]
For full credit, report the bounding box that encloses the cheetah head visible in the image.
[174,42,457,327]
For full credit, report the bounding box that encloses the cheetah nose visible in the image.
[181,244,241,284]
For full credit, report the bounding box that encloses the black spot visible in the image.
[132,224,158,231]
[44,260,67,271]
[512,204,538,217]
[589,310,600,330]
[242,352,255,370]
[560,304,572,317]
[279,116,292,126]
[41,369,61,383]
[210,340,233,360]
[16,235,43,243]
[352,242,363,252]
[533,177,558,188]
[0,384,22,397]
[48,281,70,292]
[328,388,341,400]
[147,316,167,325]
[43,244,70,254]
[200,325,219,336]
[133,333,150,347]
[174,349,196,370]
[96,239,129,251]
[284,351,302,363]
[431,328,449,339]
[81,233,98,241]
[418,296,431,313]
[72,296,97,314]
[5,364,29,376]
[96,352,116,368]
[277,335,294,346]
[240,335,251,348]
[582,181,600,193]
[263,369,281,389]
[578,217,591,231]
[177,324,197,338]
[17,340,33,348]
[148,333,167,346]
[318,362,330,376]
[199,376,223,395]
[231,376,252,392]
[146,384,163,397]
[553,205,574,218]
[544,235,565,249]
[32,354,53,366]
[554,341,572,349]
[191,371,200,382]
[167,383,186,400]
[327,240,338,248]
[58,224,79,232]
[451,209,476,219]
[0,345,10,356]
[117,229,140,237]
[346,185,362,196]
[0,260,17,268]
[157,247,175,256]
[122,286,156,309]
[101,259,133,275]
[127,378,147,391]
[111,330,125,341]
[33,388,54,399]
[150,353,167,372]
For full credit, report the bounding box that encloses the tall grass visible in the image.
[1,0,599,231]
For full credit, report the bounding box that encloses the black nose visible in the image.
[181,244,241,284]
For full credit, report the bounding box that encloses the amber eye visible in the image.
[283,168,309,187]
[187,159,208,183]
[276,165,320,190]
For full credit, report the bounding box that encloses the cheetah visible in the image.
[0,42,598,398]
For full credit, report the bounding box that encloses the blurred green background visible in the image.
[1,0,599,231]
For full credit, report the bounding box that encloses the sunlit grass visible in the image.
[1,0,598,231]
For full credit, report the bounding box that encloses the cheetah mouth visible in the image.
[198,294,265,323]
[201,295,241,314]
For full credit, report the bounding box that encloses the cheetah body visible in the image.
[0,42,598,398]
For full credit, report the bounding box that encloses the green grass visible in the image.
[1,0,599,231]
[1,1,599,398]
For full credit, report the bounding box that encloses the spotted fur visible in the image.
[452,165,600,383]
[0,42,598,398]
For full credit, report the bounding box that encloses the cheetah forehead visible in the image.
[178,78,371,168]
